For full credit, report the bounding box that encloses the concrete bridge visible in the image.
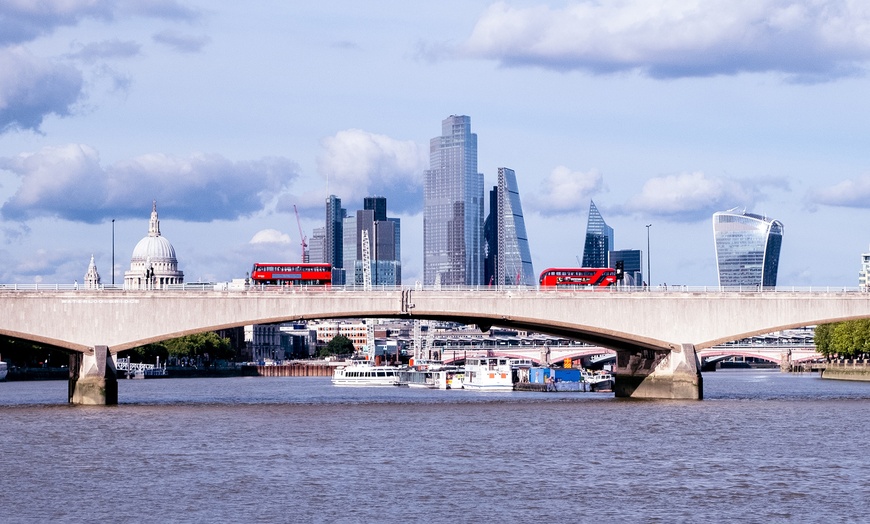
[0,286,866,404]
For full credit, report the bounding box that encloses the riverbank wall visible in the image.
[243,362,337,377]
[6,361,340,380]
[819,360,870,382]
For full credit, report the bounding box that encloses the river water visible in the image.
[1,370,868,523]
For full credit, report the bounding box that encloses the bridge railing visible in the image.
[0,283,867,294]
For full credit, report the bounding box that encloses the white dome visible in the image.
[131,235,177,262]
[124,201,184,289]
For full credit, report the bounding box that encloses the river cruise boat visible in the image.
[396,360,464,389]
[463,357,533,391]
[331,360,404,387]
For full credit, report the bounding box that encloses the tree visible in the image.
[815,323,833,357]
[125,332,234,363]
[319,335,355,357]
[815,320,870,359]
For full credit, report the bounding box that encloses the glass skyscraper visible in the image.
[712,209,783,288]
[609,249,643,286]
[484,167,534,286]
[581,201,613,268]
[424,115,484,286]
[325,194,345,285]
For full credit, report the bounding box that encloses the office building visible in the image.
[325,195,345,284]
[350,197,402,286]
[364,196,387,221]
[609,249,643,286]
[581,201,614,268]
[859,246,870,291]
[484,167,535,286]
[712,209,783,288]
[424,115,484,286]
[308,227,325,264]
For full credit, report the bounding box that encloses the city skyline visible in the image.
[3,2,870,287]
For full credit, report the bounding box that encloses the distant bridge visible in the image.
[0,286,864,404]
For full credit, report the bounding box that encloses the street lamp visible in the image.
[645,224,652,287]
[112,219,115,287]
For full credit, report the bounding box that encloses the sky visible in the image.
[2,0,870,288]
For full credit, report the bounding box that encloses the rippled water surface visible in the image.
[1,371,868,523]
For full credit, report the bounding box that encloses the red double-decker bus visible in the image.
[538,267,617,287]
[250,263,332,286]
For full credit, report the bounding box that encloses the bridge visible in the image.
[1,286,866,404]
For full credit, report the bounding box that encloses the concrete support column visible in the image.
[613,344,703,400]
[780,349,792,372]
[69,345,118,405]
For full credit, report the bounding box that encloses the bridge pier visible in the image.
[69,345,118,405]
[613,344,703,400]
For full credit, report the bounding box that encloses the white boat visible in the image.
[331,360,404,387]
[463,357,533,391]
[0,361,7,381]
[396,361,464,389]
[580,368,613,391]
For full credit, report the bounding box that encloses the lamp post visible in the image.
[645,224,652,287]
[112,219,115,287]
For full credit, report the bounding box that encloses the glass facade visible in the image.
[609,249,643,286]
[713,210,783,288]
[581,201,613,268]
[345,198,402,286]
[424,115,484,286]
[325,195,345,285]
[484,167,534,286]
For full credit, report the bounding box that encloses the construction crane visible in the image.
[293,204,309,263]
[361,229,375,360]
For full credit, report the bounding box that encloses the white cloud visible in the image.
[316,129,426,212]
[0,0,200,45]
[0,47,83,132]
[460,0,870,80]
[811,175,870,208]
[527,166,603,215]
[152,30,210,53]
[0,145,301,223]
[250,229,291,245]
[623,171,758,221]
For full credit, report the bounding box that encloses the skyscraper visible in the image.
[325,195,345,284]
[609,249,643,286]
[350,197,402,286]
[581,201,614,268]
[713,209,783,288]
[364,196,387,221]
[484,167,534,286]
[424,115,484,286]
